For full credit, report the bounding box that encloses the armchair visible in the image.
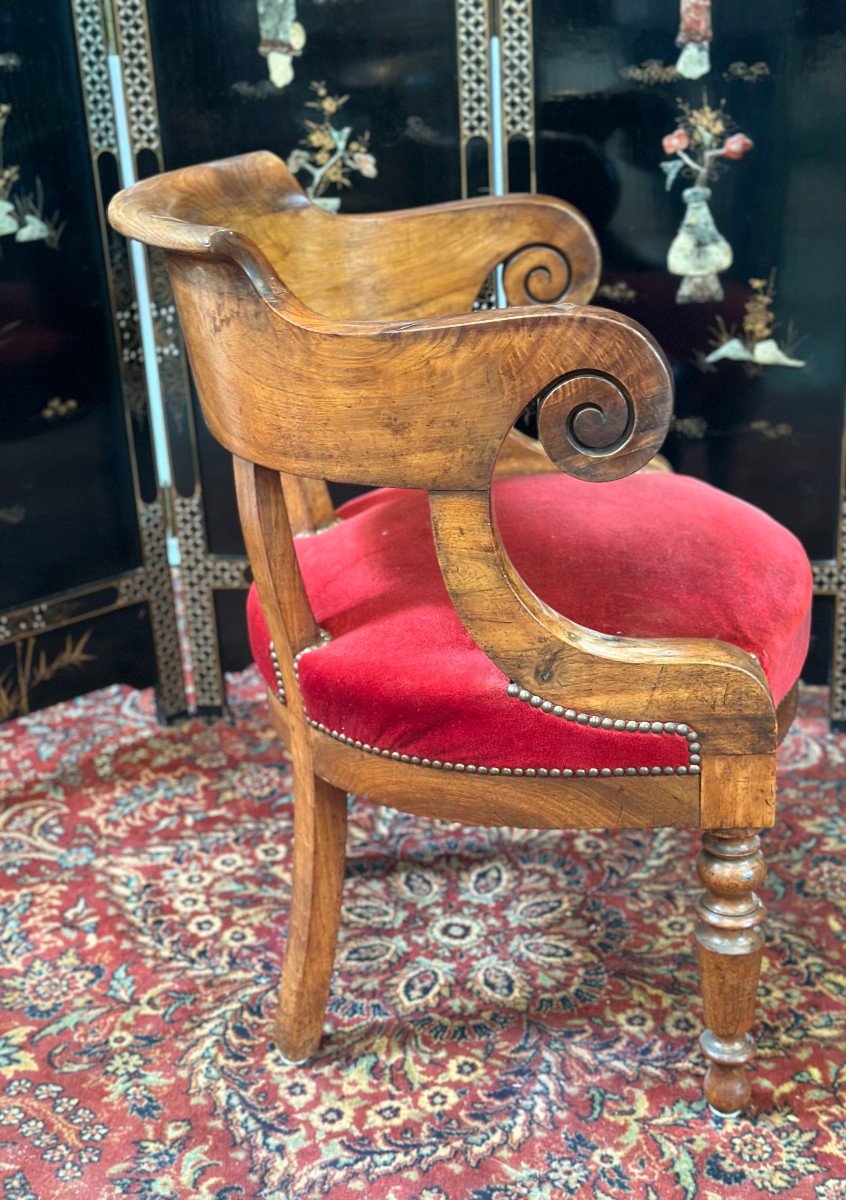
[109,151,812,1115]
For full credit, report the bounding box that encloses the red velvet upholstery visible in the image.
[248,472,812,773]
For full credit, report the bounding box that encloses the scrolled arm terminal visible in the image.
[536,364,671,484]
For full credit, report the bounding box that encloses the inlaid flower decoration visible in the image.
[676,0,712,80]
[660,99,753,303]
[0,101,65,250]
[702,272,806,371]
[257,0,305,90]
[621,3,772,91]
[621,0,713,84]
[286,82,377,212]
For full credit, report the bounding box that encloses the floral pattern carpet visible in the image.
[0,672,845,1199]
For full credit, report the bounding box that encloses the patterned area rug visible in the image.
[0,674,844,1200]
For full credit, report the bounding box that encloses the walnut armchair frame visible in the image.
[110,151,797,1116]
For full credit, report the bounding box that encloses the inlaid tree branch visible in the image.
[286,83,377,210]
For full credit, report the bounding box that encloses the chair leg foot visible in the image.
[275,767,348,1063]
[694,829,766,1115]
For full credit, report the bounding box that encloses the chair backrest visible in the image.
[109,150,603,321]
[108,151,615,491]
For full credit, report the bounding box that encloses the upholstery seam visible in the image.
[268,636,701,777]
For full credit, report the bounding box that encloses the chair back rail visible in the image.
[108,150,602,320]
[165,253,675,489]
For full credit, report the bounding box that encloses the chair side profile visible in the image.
[109,151,806,1116]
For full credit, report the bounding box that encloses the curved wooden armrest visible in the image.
[496,429,561,477]
[301,191,603,317]
[108,158,673,490]
[261,190,603,320]
[169,270,677,491]
[109,151,602,321]
[495,430,674,478]
[429,490,776,757]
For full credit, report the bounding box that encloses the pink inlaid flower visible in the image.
[677,0,712,46]
[662,129,690,155]
[721,133,754,160]
[351,151,378,179]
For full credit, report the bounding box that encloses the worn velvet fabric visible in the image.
[247,472,812,772]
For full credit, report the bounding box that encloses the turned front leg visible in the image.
[694,829,766,1114]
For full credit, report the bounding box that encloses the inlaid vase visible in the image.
[667,186,733,303]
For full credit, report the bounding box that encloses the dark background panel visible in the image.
[0,2,142,611]
[806,595,835,694]
[534,0,846,588]
[145,0,845,697]
[214,587,253,676]
[146,0,461,210]
[145,0,464,674]
[0,603,157,721]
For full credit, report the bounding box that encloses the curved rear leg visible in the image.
[275,764,348,1062]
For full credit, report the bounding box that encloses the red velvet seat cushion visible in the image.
[248,473,812,774]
